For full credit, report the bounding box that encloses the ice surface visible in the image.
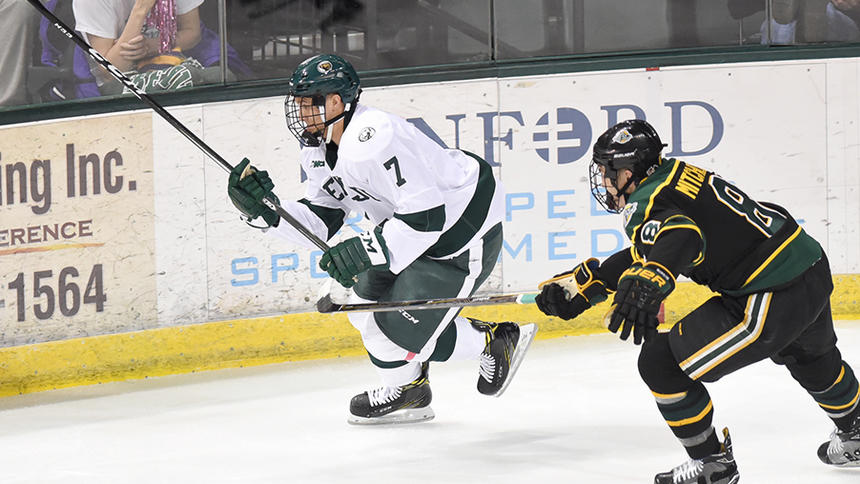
[0,323,858,483]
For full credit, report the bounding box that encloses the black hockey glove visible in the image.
[607,261,675,345]
[536,258,610,320]
[228,158,280,228]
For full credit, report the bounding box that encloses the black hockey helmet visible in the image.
[285,54,362,147]
[590,119,667,212]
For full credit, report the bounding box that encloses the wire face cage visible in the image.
[590,160,622,213]
[285,93,327,147]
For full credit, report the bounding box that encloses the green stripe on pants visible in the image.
[355,223,502,355]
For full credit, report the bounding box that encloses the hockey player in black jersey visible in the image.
[535,119,860,483]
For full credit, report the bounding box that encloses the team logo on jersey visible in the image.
[316,60,333,74]
[612,128,633,144]
[311,160,325,168]
[358,127,375,142]
[639,220,661,244]
[621,202,638,227]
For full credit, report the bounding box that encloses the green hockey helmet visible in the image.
[285,54,362,147]
[590,119,666,212]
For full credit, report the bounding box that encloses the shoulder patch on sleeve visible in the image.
[622,202,639,228]
[340,110,394,160]
[358,126,376,142]
[639,219,662,245]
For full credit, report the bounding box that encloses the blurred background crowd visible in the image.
[3,0,859,109]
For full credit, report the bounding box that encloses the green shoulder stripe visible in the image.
[299,199,346,240]
[426,151,496,258]
[394,205,446,232]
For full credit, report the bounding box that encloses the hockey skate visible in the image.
[654,428,739,484]
[348,362,434,425]
[818,415,860,466]
[470,319,538,397]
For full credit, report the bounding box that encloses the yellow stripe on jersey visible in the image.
[741,226,803,288]
[629,161,683,246]
[631,245,645,264]
[644,161,683,222]
[656,224,705,265]
[656,224,702,236]
[655,214,706,267]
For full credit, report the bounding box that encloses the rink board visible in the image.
[1,57,859,396]
[1,275,857,397]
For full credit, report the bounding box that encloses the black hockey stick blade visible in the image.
[27,0,330,252]
[316,292,538,313]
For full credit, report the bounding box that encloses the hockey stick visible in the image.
[316,291,538,313]
[27,0,330,252]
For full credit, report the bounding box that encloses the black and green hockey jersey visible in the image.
[621,157,822,296]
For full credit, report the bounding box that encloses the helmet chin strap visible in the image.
[320,102,352,144]
[608,173,636,210]
[615,176,635,200]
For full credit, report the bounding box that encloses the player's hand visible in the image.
[320,229,389,288]
[227,158,280,227]
[606,262,674,345]
[536,258,610,320]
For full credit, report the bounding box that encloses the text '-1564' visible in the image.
[7,264,107,321]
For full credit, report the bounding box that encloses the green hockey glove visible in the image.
[227,158,280,228]
[536,258,611,320]
[319,228,389,288]
[607,261,675,345]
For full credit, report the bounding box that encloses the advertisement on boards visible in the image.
[0,114,156,346]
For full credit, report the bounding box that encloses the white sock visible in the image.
[448,316,488,361]
[375,361,421,388]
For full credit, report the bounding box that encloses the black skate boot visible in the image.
[469,319,538,397]
[818,414,860,467]
[348,362,434,425]
[654,428,739,484]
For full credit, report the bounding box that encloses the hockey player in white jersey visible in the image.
[226,54,537,424]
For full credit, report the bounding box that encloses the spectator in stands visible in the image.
[0,0,40,106]
[729,0,860,43]
[72,0,250,95]
[833,0,860,26]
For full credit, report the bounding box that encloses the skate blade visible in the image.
[494,323,538,398]
[347,406,435,426]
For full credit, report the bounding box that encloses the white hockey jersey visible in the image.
[270,104,505,274]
